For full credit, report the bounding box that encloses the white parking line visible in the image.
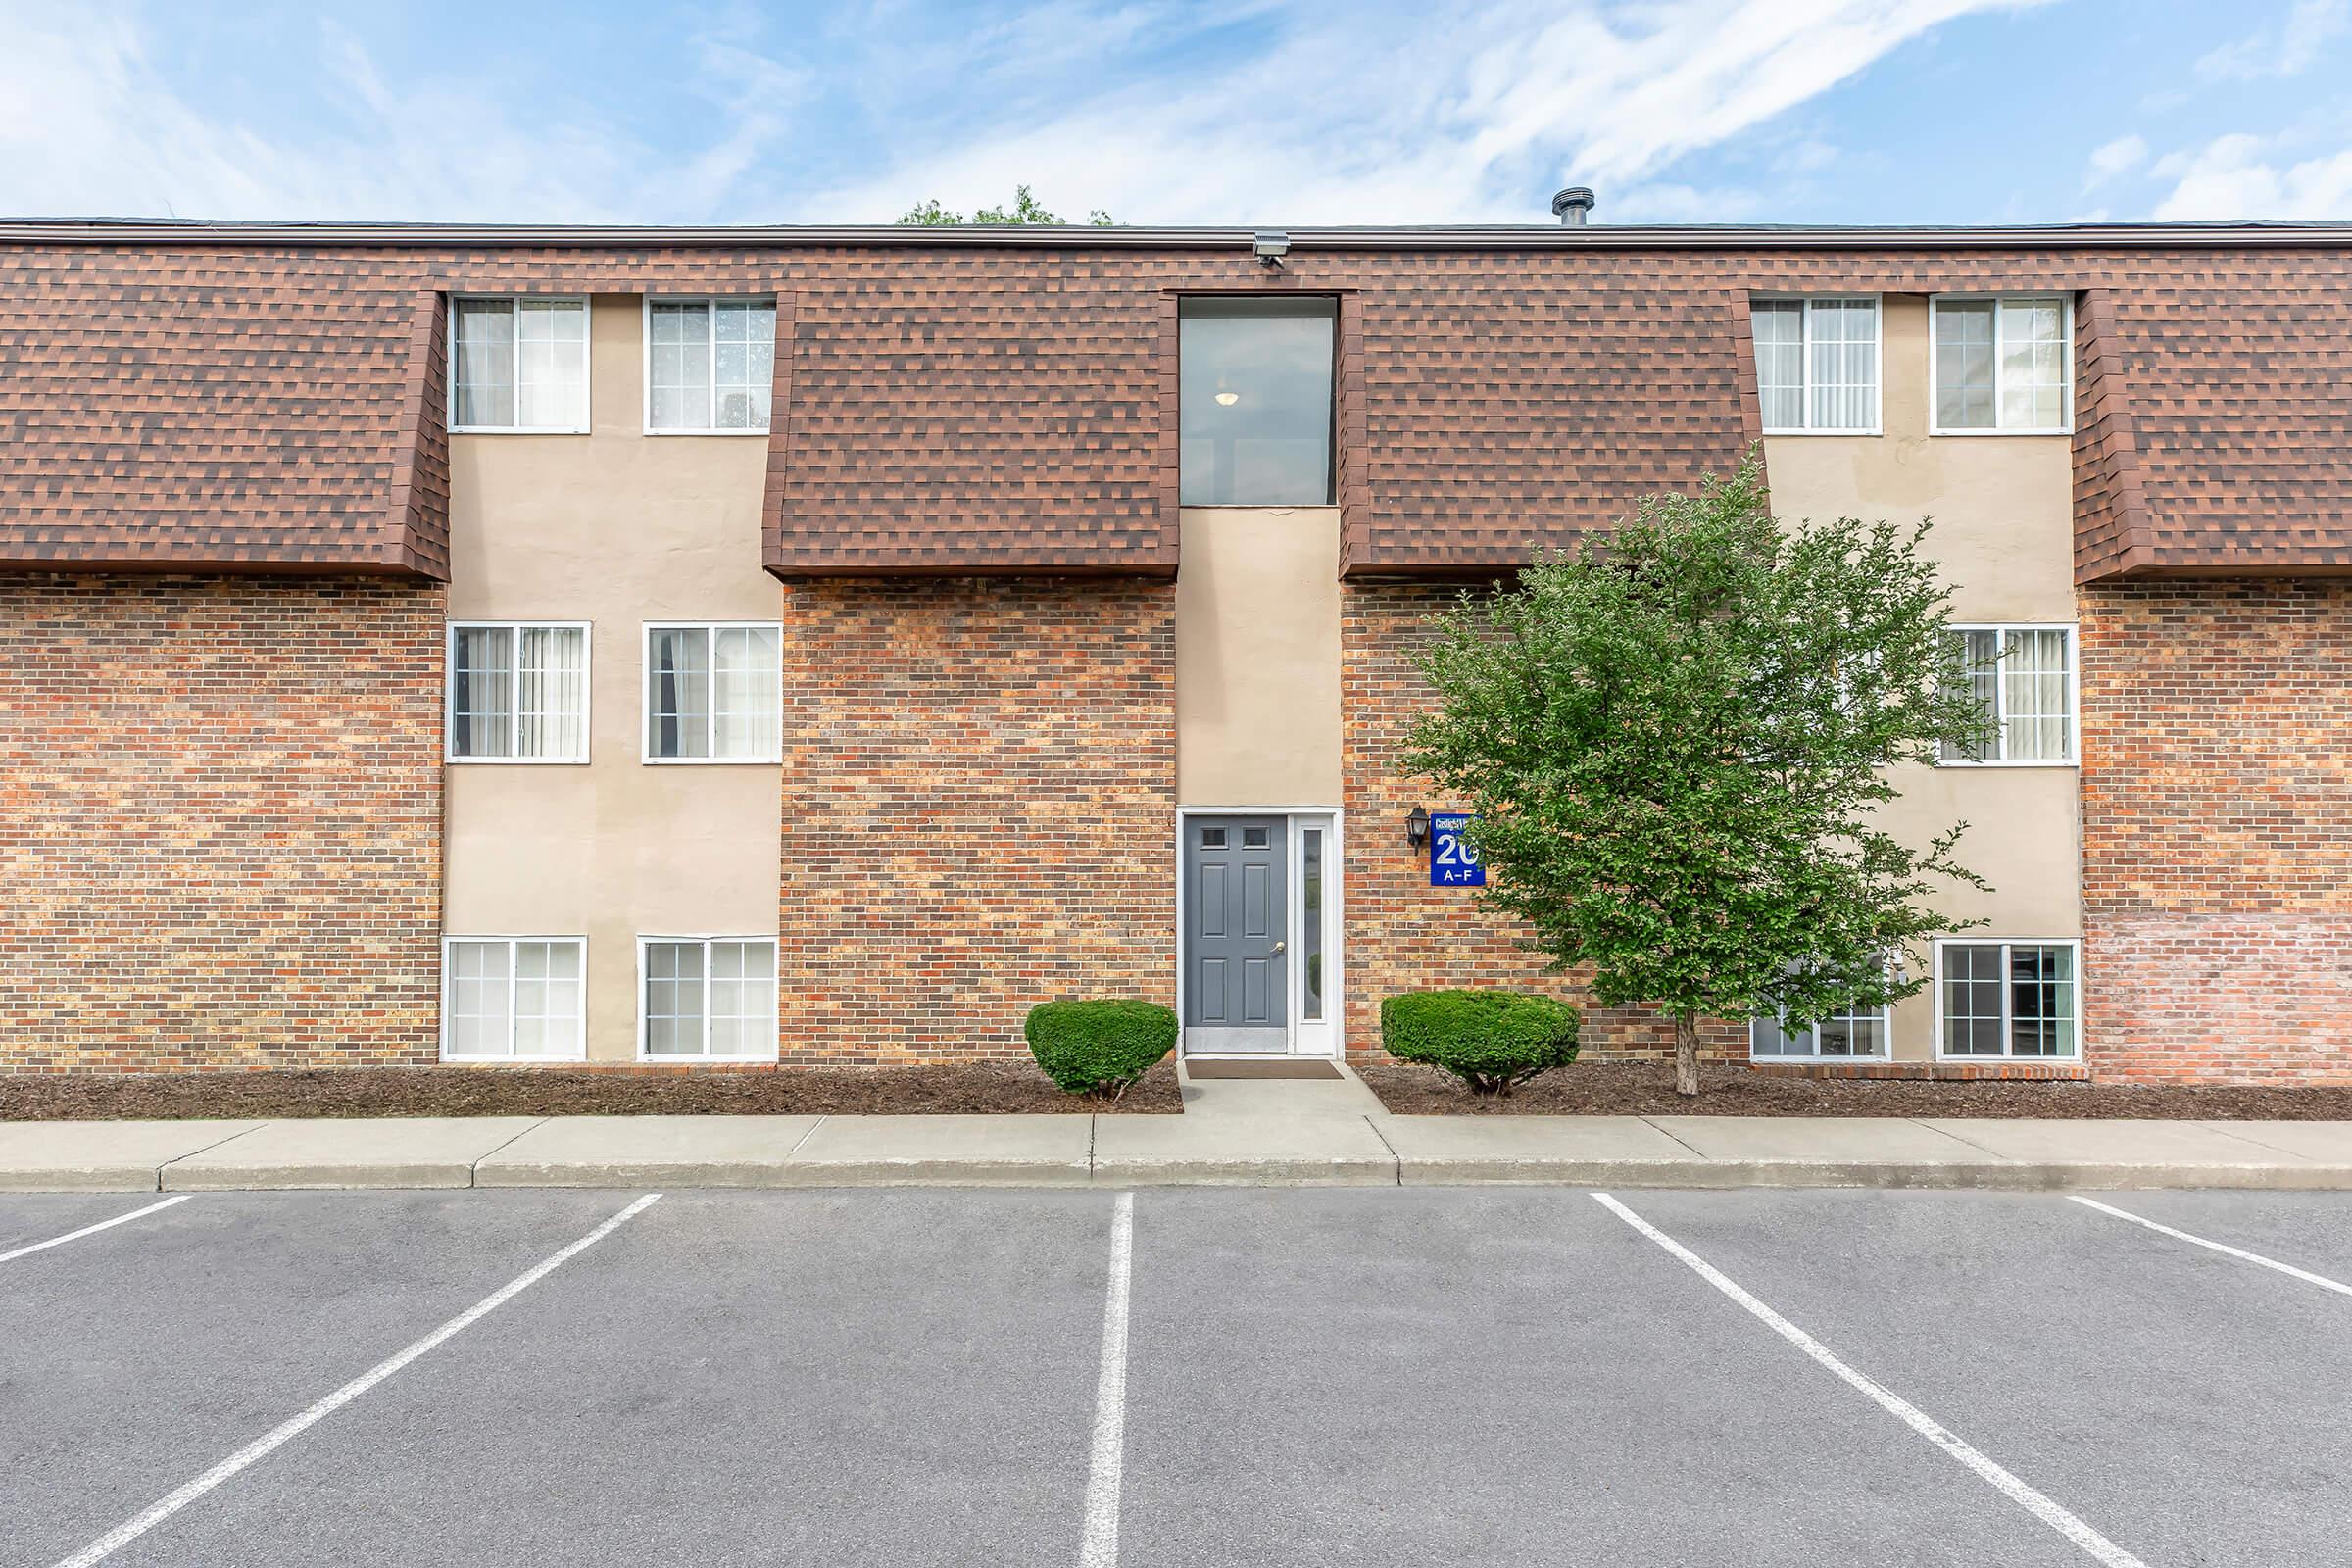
[47,1192,662,1568]
[0,1196,192,1264]
[1592,1193,2148,1568]
[2069,1195,2352,1298]
[1079,1190,1135,1568]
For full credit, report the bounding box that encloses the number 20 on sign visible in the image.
[1429,812,1486,887]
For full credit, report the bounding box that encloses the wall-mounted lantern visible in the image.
[1405,804,1431,853]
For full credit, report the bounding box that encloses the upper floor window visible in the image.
[1940,624,2075,765]
[451,297,589,432]
[1932,296,2071,433]
[1180,297,1336,506]
[645,623,782,762]
[647,298,776,432]
[448,622,590,762]
[1751,297,1880,433]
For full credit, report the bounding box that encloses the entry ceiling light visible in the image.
[1214,390,1240,406]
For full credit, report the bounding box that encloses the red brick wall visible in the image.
[2081,579,2352,1082]
[1339,583,1742,1063]
[775,578,1177,1062]
[0,575,443,1072]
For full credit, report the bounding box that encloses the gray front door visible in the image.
[1184,814,1289,1054]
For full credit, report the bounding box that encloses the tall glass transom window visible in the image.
[1179,297,1337,506]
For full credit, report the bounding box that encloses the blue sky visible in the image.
[3,0,2349,225]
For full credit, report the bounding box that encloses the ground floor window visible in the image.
[1938,940,2078,1058]
[1750,999,1888,1058]
[641,937,778,1059]
[442,938,585,1059]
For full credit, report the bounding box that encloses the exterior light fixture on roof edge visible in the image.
[1252,230,1290,266]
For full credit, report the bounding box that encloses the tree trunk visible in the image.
[1674,1010,1701,1098]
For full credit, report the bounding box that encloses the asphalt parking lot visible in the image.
[5,1186,2350,1568]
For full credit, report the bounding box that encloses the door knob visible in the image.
[1273,941,1287,954]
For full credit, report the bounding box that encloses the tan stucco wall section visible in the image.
[444,293,780,1061]
[1765,294,2081,1061]
[1176,506,1344,807]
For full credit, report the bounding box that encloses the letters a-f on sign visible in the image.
[1429,811,1485,887]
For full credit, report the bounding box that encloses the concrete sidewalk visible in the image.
[6,1109,2351,1192]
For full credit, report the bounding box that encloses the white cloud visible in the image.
[2195,0,2348,80]
[808,0,2042,224]
[2152,130,2352,219]
[0,0,2034,225]
[2082,133,2148,190]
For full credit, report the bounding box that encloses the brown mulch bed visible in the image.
[1357,1061,2352,1119]
[0,1061,1183,1121]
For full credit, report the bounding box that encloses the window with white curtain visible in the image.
[451,297,589,431]
[1940,624,2075,764]
[647,299,776,431]
[640,937,778,1058]
[1751,297,1880,432]
[1938,940,2077,1058]
[448,622,590,761]
[1933,296,2071,431]
[442,937,585,1059]
[644,623,781,762]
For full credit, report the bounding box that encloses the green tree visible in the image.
[896,184,1113,226]
[1406,458,1992,1097]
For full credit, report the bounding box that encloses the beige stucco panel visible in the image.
[1177,506,1344,807]
[444,293,780,1061]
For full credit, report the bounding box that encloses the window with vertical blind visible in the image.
[447,623,590,762]
[450,297,589,432]
[645,298,776,432]
[1939,624,2076,764]
[441,937,586,1059]
[1932,296,2071,432]
[640,937,778,1059]
[1937,940,2078,1058]
[643,624,782,762]
[1750,297,1880,432]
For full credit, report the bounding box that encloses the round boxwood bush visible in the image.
[1025,1000,1179,1097]
[1380,989,1580,1095]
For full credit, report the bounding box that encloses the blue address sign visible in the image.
[1430,811,1486,887]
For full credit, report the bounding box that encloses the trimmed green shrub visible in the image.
[1381,989,1580,1095]
[1026,1000,1179,1097]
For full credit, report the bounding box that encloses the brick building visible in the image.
[2,214,2347,1082]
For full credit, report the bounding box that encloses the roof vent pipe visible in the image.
[1551,186,1595,226]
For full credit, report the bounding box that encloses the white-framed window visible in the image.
[1750,998,1890,1059]
[1936,939,2079,1059]
[450,297,590,432]
[448,623,591,762]
[442,937,586,1060]
[643,623,782,762]
[1940,624,2076,765]
[1751,296,1881,433]
[645,298,776,433]
[639,937,778,1060]
[1931,295,2071,433]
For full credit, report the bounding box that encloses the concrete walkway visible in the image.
[6,1059,2351,1191]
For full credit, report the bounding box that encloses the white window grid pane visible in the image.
[2000,629,2072,760]
[447,940,513,1056]
[1941,628,2001,761]
[1752,303,1804,429]
[514,625,586,760]
[1998,298,2068,431]
[1805,298,1877,431]
[1935,301,1997,428]
[643,941,708,1055]
[453,300,515,428]
[650,302,712,430]
[648,626,714,759]
[1941,944,2007,1055]
[710,625,781,760]
[511,940,583,1056]
[650,300,774,431]
[514,299,587,429]
[704,940,776,1056]
[2008,944,2077,1057]
[450,625,514,758]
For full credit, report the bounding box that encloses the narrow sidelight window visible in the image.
[1300,826,1324,1022]
[451,297,589,431]
[644,623,782,762]
[1939,624,2075,764]
[646,298,776,431]
[641,938,778,1059]
[448,623,589,761]
[1932,296,2071,432]
[443,938,585,1059]
[1751,297,1880,432]
[1939,941,2077,1058]
[1180,297,1337,505]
